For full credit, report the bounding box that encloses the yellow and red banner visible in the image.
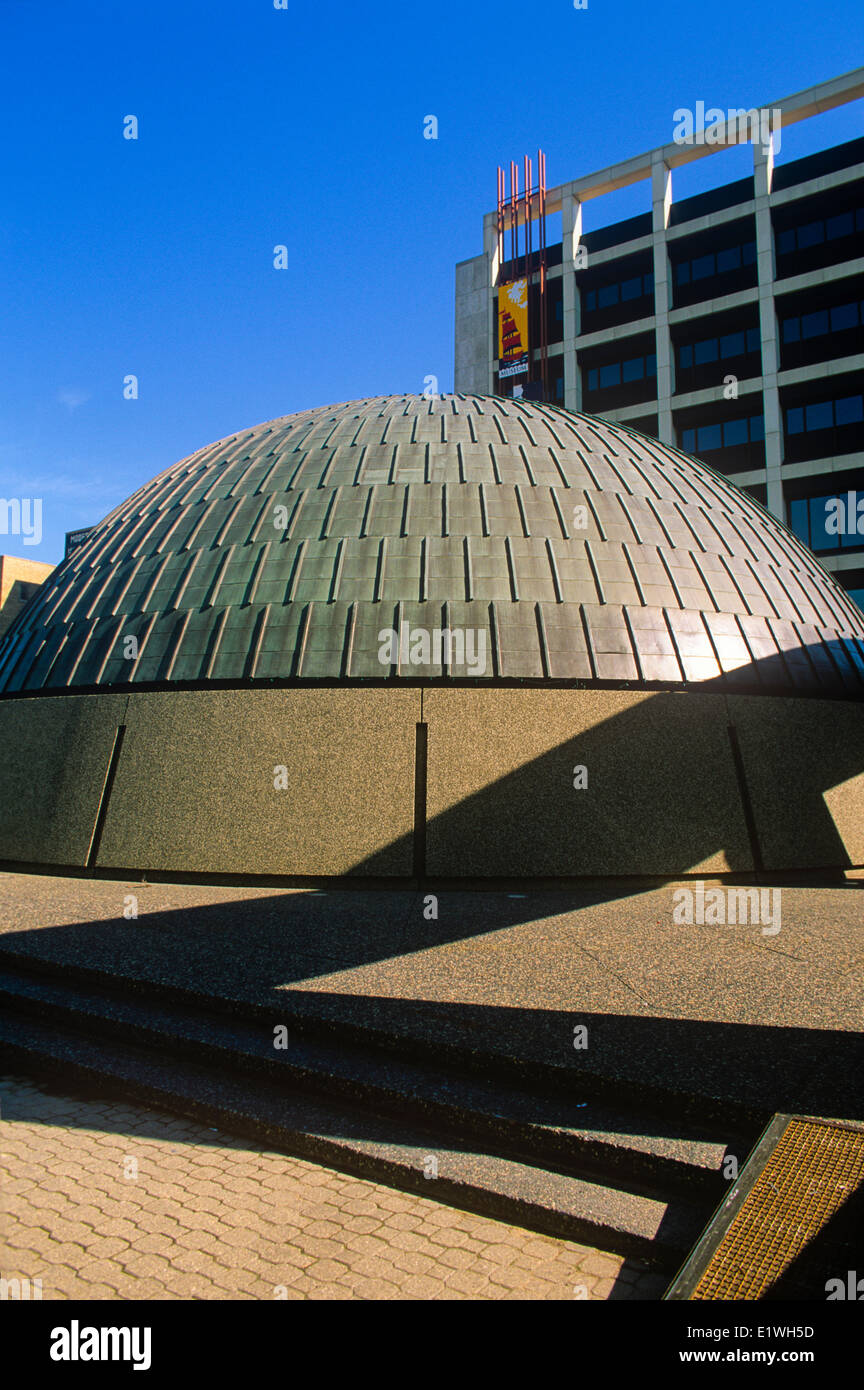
[498,279,529,379]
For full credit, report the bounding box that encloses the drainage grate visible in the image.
[666,1115,864,1301]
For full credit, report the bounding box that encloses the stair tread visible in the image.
[0,1009,707,1261]
[0,965,744,1181]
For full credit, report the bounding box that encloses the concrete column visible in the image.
[753,137,784,520]
[651,157,674,444]
[454,252,494,396]
[561,194,583,411]
[484,213,500,395]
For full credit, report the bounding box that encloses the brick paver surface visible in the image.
[0,1073,665,1300]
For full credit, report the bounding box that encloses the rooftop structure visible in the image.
[455,67,864,608]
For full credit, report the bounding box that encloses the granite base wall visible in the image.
[0,687,860,877]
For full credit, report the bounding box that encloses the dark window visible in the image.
[682,428,695,452]
[717,246,741,273]
[783,316,800,343]
[585,351,655,394]
[723,418,748,447]
[789,488,864,553]
[806,401,833,431]
[720,331,745,358]
[679,343,693,368]
[749,415,764,441]
[836,395,864,426]
[777,207,864,256]
[598,283,619,308]
[697,423,722,451]
[809,495,838,550]
[785,394,864,436]
[827,211,854,239]
[621,276,642,301]
[801,310,829,339]
[789,498,807,542]
[694,337,718,365]
[622,357,643,383]
[746,327,760,352]
[798,220,824,249]
[831,302,858,331]
[675,240,755,291]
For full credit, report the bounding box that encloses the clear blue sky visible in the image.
[2,0,862,563]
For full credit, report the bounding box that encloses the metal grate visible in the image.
[683,1117,864,1300]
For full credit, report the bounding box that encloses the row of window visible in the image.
[781,299,864,344]
[681,415,764,454]
[583,272,654,312]
[674,240,756,286]
[777,207,864,256]
[678,327,760,368]
[786,394,864,436]
[788,492,864,554]
[586,354,657,392]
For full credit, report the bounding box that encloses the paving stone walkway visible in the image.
[0,1073,665,1301]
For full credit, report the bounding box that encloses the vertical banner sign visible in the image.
[498,279,529,379]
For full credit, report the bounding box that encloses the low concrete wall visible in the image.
[0,686,861,877]
[0,694,126,865]
[424,688,753,877]
[729,695,864,870]
[97,689,420,877]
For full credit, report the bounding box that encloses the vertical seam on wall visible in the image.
[413,717,428,881]
[724,696,764,873]
[85,723,127,870]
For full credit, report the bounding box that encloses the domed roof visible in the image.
[2,394,863,694]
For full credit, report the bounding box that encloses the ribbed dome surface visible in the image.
[2,394,863,693]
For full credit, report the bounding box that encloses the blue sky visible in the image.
[2,0,862,563]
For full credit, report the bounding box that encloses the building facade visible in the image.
[0,556,55,639]
[455,68,864,607]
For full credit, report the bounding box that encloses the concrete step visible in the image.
[0,939,763,1131]
[0,963,750,1200]
[0,1006,710,1271]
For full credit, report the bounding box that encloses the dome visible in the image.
[1,393,863,695]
